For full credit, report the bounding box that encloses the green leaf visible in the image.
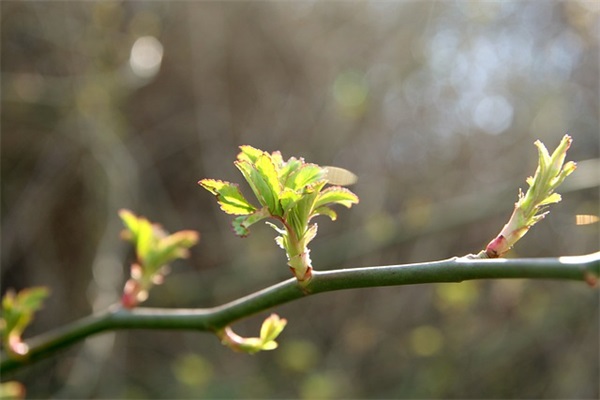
[538,193,561,206]
[285,164,325,190]
[1,287,50,352]
[279,157,303,184]
[119,209,158,263]
[312,206,338,221]
[302,223,318,246]
[260,341,279,351]
[235,160,280,214]
[231,208,270,237]
[237,145,265,164]
[287,191,318,240]
[232,216,251,237]
[118,209,140,240]
[260,314,287,342]
[548,135,572,177]
[534,139,551,178]
[270,151,284,169]
[255,154,282,207]
[136,219,158,265]
[549,161,577,190]
[198,179,257,215]
[17,287,50,311]
[279,188,302,212]
[151,230,200,268]
[314,186,359,209]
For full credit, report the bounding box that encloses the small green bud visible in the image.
[485,135,576,258]
[218,314,287,354]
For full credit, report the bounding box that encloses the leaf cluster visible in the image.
[520,135,577,224]
[0,287,49,356]
[199,145,359,281]
[119,209,199,307]
[484,134,577,258]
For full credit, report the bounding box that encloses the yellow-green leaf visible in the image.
[198,179,257,215]
[314,187,359,209]
[279,188,302,212]
[255,154,282,205]
[312,206,337,221]
[285,164,324,191]
[237,145,264,164]
[235,160,279,214]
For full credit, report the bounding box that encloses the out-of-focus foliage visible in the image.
[0,287,49,356]
[0,381,26,400]
[1,1,598,398]
[119,209,199,308]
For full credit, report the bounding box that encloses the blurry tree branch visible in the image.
[2,252,598,375]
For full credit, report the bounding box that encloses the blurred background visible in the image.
[1,1,599,398]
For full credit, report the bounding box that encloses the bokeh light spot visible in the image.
[277,339,320,373]
[472,95,514,135]
[435,281,480,311]
[410,325,444,357]
[172,353,214,388]
[333,70,369,117]
[129,36,164,79]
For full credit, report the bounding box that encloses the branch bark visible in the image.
[2,252,598,375]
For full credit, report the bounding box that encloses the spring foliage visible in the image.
[199,145,359,282]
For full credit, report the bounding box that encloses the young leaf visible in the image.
[218,314,287,354]
[254,154,283,213]
[302,223,319,247]
[279,188,302,212]
[232,208,270,237]
[1,287,50,356]
[314,186,360,209]
[285,164,324,191]
[313,206,338,221]
[118,209,141,240]
[151,230,200,269]
[279,156,303,184]
[260,314,287,344]
[237,145,265,164]
[119,210,199,308]
[235,160,279,213]
[270,150,284,169]
[198,179,257,215]
[137,219,158,265]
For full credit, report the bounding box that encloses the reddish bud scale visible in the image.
[485,235,508,258]
[291,265,313,283]
[121,279,141,308]
[121,292,138,309]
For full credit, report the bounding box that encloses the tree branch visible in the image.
[2,253,598,374]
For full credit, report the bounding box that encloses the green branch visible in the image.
[2,252,598,375]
